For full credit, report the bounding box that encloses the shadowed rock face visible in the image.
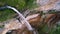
[1,11,60,34]
[5,12,60,34]
[6,29,34,34]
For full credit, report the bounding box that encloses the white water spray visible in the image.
[5,6,33,31]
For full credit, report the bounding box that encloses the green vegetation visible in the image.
[0,0,36,21]
[0,9,15,21]
[0,0,60,34]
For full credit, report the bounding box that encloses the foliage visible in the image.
[0,0,36,21]
[0,0,60,34]
[0,9,15,21]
